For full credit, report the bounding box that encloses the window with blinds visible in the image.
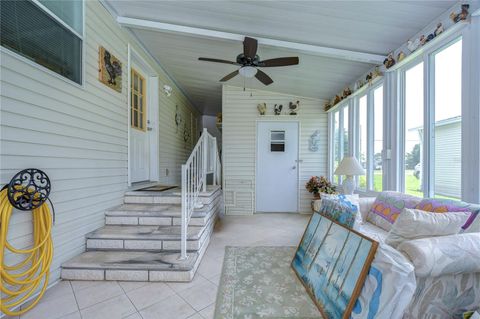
[0,0,83,84]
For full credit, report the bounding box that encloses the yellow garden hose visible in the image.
[0,186,54,316]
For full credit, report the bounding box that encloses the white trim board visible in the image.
[116,16,385,64]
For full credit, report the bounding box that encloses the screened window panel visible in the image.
[1,0,82,84]
[38,0,83,34]
[358,95,367,189]
[373,86,384,192]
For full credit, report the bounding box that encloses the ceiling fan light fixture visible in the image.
[239,66,257,78]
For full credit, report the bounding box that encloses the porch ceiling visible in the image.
[104,1,455,115]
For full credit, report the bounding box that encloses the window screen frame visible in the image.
[0,0,85,87]
[130,68,147,131]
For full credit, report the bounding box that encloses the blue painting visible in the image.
[292,212,378,319]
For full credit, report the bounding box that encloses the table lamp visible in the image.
[334,157,365,195]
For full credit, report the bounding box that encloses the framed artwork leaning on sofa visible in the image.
[292,212,378,319]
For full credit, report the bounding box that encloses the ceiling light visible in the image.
[239,66,257,78]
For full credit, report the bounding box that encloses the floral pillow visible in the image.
[319,195,358,228]
[415,198,480,232]
[367,191,422,231]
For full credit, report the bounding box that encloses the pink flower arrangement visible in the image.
[305,176,336,195]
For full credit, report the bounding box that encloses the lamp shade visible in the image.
[334,156,365,176]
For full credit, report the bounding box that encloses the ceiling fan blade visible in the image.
[243,37,258,59]
[255,70,273,85]
[258,57,299,67]
[220,70,239,82]
[199,57,238,65]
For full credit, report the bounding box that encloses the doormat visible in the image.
[136,185,177,192]
[214,246,320,319]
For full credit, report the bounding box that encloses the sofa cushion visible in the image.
[385,208,470,248]
[397,233,480,277]
[367,191,422,231]
[353,221,389,243]
[318,195,358,228]
[415,198,480,232]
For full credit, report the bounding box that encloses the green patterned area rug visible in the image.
[214,246,321,319]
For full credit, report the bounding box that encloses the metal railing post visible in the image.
[212,137,217,186]
[180,164,187,260]
[202,128,208,192]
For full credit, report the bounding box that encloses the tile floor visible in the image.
[7,213,310,319]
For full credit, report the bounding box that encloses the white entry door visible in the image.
[256,121,299,212]
[130,67,150,183]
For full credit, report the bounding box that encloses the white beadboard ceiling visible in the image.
[105,1,455,115]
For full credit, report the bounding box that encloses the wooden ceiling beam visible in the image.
[116,16,385,64]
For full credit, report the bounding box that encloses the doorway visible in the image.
[256,121,299,212]
[128,45,159,185]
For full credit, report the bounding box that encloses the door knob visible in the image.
[292,165,296,170]
[147,127,153,131]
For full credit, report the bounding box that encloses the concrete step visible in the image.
[124,185,221,205]
[61,233,211,282]
[105,196,221,226]
[86,215,216,251]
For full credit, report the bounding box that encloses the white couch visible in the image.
[313,197,480,319]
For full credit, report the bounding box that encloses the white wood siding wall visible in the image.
[435,122,462,198]
[222,85,327,214]
[0,0,199,284]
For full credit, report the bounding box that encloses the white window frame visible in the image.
[396,32,464,199]
[328,101,350,185]
[1,0,85,87]
[353,81,384,195]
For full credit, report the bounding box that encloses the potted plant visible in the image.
[305,176,336,199]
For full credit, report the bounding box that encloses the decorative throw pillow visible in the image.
[385,208,470,248]
[320,193,361,222]
[367,191,422,231]
[415,198,480,232]
[319,196,359,228]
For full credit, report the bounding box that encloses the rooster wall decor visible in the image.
[98,46,122,93]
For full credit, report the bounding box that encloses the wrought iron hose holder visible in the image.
[1,168,55,222]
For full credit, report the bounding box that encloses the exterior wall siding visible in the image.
[0,0,199,284]
[222,85,327,215]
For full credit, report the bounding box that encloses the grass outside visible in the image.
[358,170,458,200]
[359,169,422,196]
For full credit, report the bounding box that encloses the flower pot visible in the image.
[313,193,321,200]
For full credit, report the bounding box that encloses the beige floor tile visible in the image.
[74,281,124,309]
[199,303,215,319]
[187,314,204,319]
[118,280,149,292]
[124,312,143,319]
[126,282,176,310]
[58,311,81,319]
[167,273,209,293]
[69,280,103,292]
[140,294,196,319]
[80,295,136,319]
[206,274,221,286]
[196,256,224,279]
[177,280,217,311]
[19,291,78,319]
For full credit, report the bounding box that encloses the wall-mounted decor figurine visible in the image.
[407,38,420,52]
[420,35,427,46]
[365,72,373,84]
[333,95,342,105]
[257,103,267,115]
[426,33,435,42]
[397,51,406,62]
[383,53,396,69]
[342,87,352,99]
[355,79,365,90]
[450,4,469,23]
[434,22,444,37]
[98,46,122,92]
[183,122,190,148]
[274,104,283,115]
[324,101,332,112]
[309,130,321,152]
[372,66,383,79]
[289,101,300,115]
[175,105,182,133]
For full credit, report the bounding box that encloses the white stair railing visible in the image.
[180,128,221,260]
